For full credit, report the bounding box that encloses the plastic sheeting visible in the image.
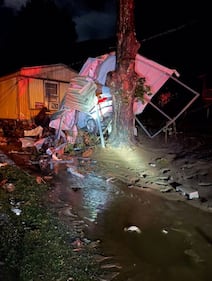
[79,52,179,91]
[134,54,179,95]
[79,53,179,115]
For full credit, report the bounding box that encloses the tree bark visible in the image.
[107,0,140,147]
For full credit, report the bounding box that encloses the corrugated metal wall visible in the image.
[0,64,78,121]
[20,64,78,82]
[0,77,18,119]
[41,65,77,81]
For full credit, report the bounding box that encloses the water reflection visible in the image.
[55,166,212,281]
[92,189,212,281]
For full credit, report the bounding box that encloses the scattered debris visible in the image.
[124,225,142,234]
[71,238,83,251]
[67,166,85,178]
[160,168,171,174]
[154,180,169,186]
[60,207,77,217]
[149,162,156,167]
[184,249,204,263]
[175,184,199,200]
[0,136,7,145]
[99,272,120,281]
[106,177,117,183]
[159,186,173,193]
[6,183,15,192]
[19,137,36,148]
[11,207,22,216]
[1,182,15,192]
[100,263,122,269]
[94,255,114,263]
[198,182,212,186]
[161,229,168,234]
[10,199,22,215]
[82,148,93,158]
[36,176,46,184]
[24,125,43,138]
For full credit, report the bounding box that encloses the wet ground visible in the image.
[43,164,212,281]
[1,113,212,280]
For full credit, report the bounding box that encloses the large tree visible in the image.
[106,0,140,147]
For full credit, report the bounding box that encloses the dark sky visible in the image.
[4,0,210,42]
[1,0,212,79]
[4,0,117,42]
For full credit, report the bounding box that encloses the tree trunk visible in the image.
[107,0,140,147]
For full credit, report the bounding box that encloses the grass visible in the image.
[0,165,103,281]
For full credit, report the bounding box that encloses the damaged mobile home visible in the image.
[0,63,77,121]
[50,52,200,148]
[0,53,200,146]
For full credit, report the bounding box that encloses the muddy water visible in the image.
[54,167,212,281]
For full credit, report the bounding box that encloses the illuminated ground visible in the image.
[89,130,212,212]
[0,118,212,212]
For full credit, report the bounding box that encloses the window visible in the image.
[45,82,59,110]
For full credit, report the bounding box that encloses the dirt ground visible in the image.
[89,126,212,212]
[1,109,212,281]
[1,110,212,213]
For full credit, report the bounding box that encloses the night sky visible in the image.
[1,0,211,83]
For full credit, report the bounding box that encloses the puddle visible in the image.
[49,166,212,281]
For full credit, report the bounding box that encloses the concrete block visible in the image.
[175,185,199,200]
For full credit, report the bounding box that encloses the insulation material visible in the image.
[62,76,97,113]
[24,126,43,138]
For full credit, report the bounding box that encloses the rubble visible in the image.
[175,184,199,199]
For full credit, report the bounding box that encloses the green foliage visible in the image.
[0,165,101,281]
[64,143,75,154]
[135,77,152,102]
[64,130,98,155]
